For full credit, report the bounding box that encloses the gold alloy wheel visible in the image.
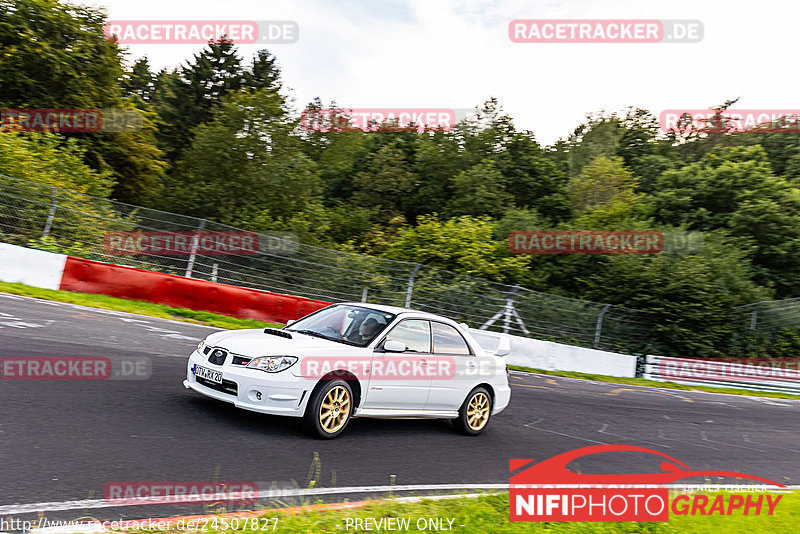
[319,385,351,434]
[466,392,490,431]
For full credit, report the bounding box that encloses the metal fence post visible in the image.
[749,301,764,330]
[503,285,520,334]
[42,186,57,237]
[184,220,206,278]
[593,304,611,348]
[480,284,529,335]
[404,263,422,308]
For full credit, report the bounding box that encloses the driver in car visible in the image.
[347,317,382,345]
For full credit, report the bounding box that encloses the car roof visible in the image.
[337,302,455,322]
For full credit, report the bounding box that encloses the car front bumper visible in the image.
[184,350,311,417]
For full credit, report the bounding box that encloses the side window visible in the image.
[383,320,431,352]
[432,322,472,355]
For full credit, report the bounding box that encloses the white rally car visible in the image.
[184,303,511,438]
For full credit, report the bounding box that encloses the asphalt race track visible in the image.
[1,292,799,523]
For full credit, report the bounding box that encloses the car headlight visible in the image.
[197,339,206,352]
[246,355,298,373]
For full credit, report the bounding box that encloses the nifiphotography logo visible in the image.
[509,444,784,522]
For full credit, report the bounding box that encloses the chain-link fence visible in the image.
[17,172,790,355]
[733,299,800,333]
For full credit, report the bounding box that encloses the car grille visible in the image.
[232,356,252,366]
[195,376,238,396]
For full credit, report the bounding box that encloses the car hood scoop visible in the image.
[210,328,337,355]
[263,328,293,339]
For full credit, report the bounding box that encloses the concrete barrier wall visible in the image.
[469,328,637,378]
[0,243,67,290]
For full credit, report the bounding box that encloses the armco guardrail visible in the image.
[644,355,800,395]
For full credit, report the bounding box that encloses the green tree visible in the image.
[351,144,416,222]
[446,160,513,218]
[0,132,114,195]
[653,146,800,297]
[154,39,245,163]
[409,131,465,218]
[121,57,156,102]
[0,133,135,250]
[0,0,166,206]
[562,114,625,179]
[162,89,319,224]
[300,99,368,204]
[154,41,284,164]
[490,132,570,222]
[567,155,638,214]
[0,0,123,108]
[582,238,768,357]
[385,215,532,284]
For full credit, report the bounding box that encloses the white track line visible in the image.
[0,292,220,330]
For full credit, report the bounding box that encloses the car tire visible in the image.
[451,387,492,435]
[303,379,354,439]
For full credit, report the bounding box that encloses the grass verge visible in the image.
[509,365,800,400]
[0,281,282,330]
[134,491,799,533]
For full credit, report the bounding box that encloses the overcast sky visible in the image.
[87,0,796,145]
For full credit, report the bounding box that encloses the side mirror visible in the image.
[384,340,407,352]
[285,319,296,327]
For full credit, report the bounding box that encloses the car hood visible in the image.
[205,328,359,356]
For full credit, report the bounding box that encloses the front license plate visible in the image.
[195,364,223,384]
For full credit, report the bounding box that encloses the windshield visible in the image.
[285,305,396,347]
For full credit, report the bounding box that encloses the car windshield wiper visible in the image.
[290,329,361,346]
[290,329,330,339]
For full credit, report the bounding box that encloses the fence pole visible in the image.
[593,304,611,348]
[42,186,57,237]
[404,263,422,308]
[211,263,218,283]
[361,288,368,303]
[184,220,206,278]
[749,301,764,330]
[503,285,520,334]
